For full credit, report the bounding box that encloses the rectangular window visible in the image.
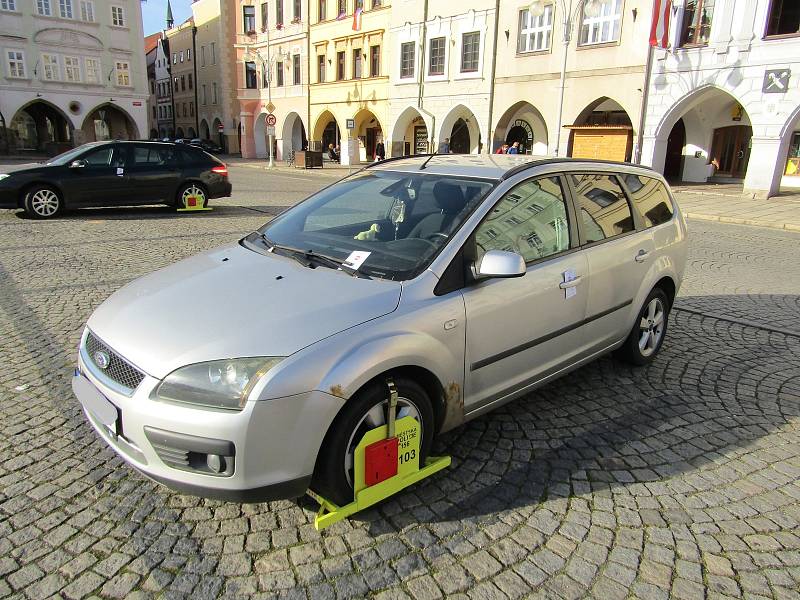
[80,0,93,21]
[293,0,300,19]
[211,42,216,64]
[261,2,268,28]
[428,36,445,75]
[182,103,186,117]
[680,0,714,46]
[262,63,269,87]
[475,177,570,263]
[64,56,80,81]
[187,48,191,61]
[318,54,325,82]
[173,76,178,89]
[318,0,325,21]
[622,174,674,227]
[202,84,207,105]
[337,0,346,17]
[336,50,345,80]
[352,48,362,78]
[243,5,256,32]
[212,81,217,103]
[201,45,205,66]
[7,50,24,78]
[400,41,414,78]
[766,0,800,36]
[276,0,283,24]
[180,75,185,90]
[42,53,59,80]
[188,73,192,89]
[370,44,379,76]
[245,61,257,88]
[460,32,480,72]
[180,50,184,62]
[1,0,17,11]
[59,0,72,18]
[579,0,622,45]
[571,173,633,242]
[190,102,194,117]
[172,52,176,64]
[275,61,284,86]
[372,0,381,6]
[293,53,301,84]
[111,5,125,26]
[518,5,553,53]
[116,61,130,86]
[37,0,52,16]
[85,57,99,83]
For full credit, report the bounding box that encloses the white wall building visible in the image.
[640,0,800,197]
[0,0,148,154]
[387,2,497,156]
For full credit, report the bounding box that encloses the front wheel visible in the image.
[312,377,434,506]
[616,288,670,365]
[175,183,208,210]
[23,186,63,219]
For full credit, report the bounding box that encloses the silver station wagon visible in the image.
[73,155,687,504]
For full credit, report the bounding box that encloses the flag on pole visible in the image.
[352,7,363,31]
[650,0,671,49]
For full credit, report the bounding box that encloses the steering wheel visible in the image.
[425,232,449,242]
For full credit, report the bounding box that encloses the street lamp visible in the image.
[526,0,604,156]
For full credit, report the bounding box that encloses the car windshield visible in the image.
[246,171,496,280]
[45,143,106,166]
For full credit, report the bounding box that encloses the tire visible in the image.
[312,377,435,506]
[616,287,670,366]
[175,182,208,210]
[23,185,63,219]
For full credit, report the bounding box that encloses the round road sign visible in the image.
[266,114,277,126]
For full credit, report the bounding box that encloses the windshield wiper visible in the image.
[259,235,370,278]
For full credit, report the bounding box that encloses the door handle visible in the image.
[634,250,650,263]
[559,276,582,289]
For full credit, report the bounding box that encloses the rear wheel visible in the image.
[616,287,669,365]
[312,377,434,506]
[23,186,62,219]
[175,183,208,209]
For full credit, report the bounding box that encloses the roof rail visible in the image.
[363,154,436,169]
[500,157,655,180]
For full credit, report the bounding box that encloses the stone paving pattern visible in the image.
[1,167,799,599]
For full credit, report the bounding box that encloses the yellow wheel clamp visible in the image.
[176,194,213,212]
[307,379,451,531]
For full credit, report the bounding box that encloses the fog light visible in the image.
[207,454,225,473]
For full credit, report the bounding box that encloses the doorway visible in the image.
[450,118,471,154]
[711,125,752,178]
[664,118,685,181]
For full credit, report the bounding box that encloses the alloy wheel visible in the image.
[30,189,60,217]
[181,185,206,208]
[638,297,665,357]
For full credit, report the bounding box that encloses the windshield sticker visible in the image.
[342,251,371,271]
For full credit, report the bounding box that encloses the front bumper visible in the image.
[74,350,345,502]
[0,186,18,208]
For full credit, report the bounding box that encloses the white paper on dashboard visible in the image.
[342,250,371,271]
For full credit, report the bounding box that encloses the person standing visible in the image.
[438,138,450,154]
[507,141,520,154]
[375,140,386,161]
[495,144,509,154]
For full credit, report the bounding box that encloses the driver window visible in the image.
[82,146,114,167]
[474,176,570,264]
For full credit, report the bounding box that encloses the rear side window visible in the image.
[177,146,207,166]
[133,145,175,166]
[622,174,674,227]
[570,173,634,243]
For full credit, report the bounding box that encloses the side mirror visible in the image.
[477,250,526,279]
[69,159,87,169]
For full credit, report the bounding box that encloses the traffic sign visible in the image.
[266,113,277,126]
[346,118,355,130]
[217,123,224,132]
[265,101,276,113]
[266,125,276,136]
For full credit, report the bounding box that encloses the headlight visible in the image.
[154,357,284,410]
[0,174,10,181]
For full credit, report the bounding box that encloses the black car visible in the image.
[190,138,224,154]
[0,141,232,219]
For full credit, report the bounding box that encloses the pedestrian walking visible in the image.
[495,144,509,154]
[375,140,385,161]
[507,141,520,154]
[438,138,450,154]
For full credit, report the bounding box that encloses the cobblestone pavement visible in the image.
[1,170,799,600]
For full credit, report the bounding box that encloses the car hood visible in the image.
[87,243,402,379]
[0,163,45,175]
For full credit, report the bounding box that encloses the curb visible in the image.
[682,211,800,232]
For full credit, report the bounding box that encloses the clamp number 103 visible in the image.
[399,449,416,464]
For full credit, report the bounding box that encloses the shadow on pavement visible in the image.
[7,204,288,221]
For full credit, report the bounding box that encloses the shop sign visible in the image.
[763,69,790,94]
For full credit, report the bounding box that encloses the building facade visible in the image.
[236,0,309,160]
[0,0,148,154]
[640,0,800,197]
[387,2,497,157]
[165,18,198,139]
[154,35,174,138]
[144,31,160,139]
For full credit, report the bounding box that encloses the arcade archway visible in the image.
[81,104,139,142]
[10,100,73,153]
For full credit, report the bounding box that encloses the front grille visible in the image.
[85,332,145,393]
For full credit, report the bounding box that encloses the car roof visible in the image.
[366,154,657,181]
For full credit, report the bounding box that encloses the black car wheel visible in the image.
[23,185,63,219]
[312,377,434,506]
[176,183,208,210]
[616,287,670,366]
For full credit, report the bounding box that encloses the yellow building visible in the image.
[309,0,391,165]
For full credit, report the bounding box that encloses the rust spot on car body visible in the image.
[442,381,463,431]
[329,384,345,399]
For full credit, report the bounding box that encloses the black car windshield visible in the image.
[45,143,107,166]
[246,171,495,280]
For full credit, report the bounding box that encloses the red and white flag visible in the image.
[650,0,671,49]
[352,7,363,31]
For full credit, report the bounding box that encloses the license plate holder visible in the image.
[72,373,120,433]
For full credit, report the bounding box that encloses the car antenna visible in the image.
[419,153,438,171]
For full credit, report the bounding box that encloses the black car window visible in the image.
[570,173,634,243]
[177,146,206,166]
[83,146,114,167]
[133,146,172,166]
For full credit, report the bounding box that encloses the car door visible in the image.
[64,144,130,206]
[462,174,590,411]
[126,144,181,203]
[568,172,655,351]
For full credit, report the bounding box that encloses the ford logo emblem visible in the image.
[94,351,110,370]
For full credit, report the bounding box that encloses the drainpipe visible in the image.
[485,0,500,154]
[635,44,654,164]
[417,0,428,110]
[192,25,200,136]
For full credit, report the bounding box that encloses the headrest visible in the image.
[433,181,465,214]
